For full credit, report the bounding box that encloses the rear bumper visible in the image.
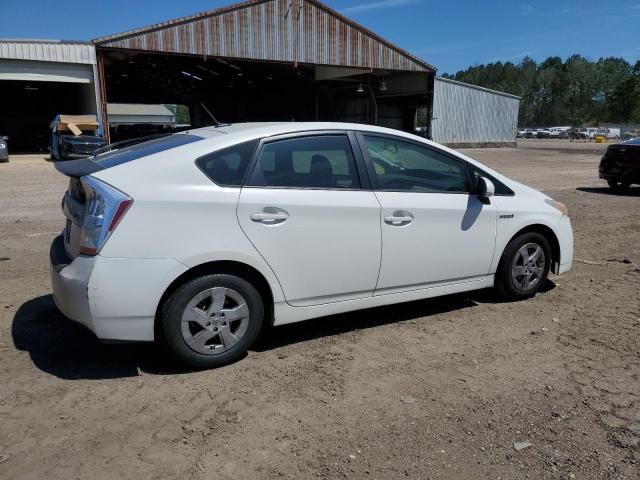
[50,235,188,342]
[50,235,95,331]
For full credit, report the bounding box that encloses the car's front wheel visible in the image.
[607,179,631,192]
[496,233,551,300]
[159,274,264,368]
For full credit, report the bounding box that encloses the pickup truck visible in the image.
[50,114,107,161]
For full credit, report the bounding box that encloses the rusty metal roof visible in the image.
[93,0,434,73]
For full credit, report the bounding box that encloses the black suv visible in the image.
[599,138,640,191]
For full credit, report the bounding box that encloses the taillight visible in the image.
[108,199,132,232]
[78,176,132,256]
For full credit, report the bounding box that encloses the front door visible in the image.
[358,133,497,294]
[237,133,382,306]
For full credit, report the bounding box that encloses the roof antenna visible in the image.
[200,102,225,127]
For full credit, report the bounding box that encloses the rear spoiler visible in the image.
[54,159,105,178]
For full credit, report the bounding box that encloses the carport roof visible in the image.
[92,0,435,73]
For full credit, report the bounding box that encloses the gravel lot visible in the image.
[1,139,639,479]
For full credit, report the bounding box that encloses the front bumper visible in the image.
[50,235,188,342]
[61,153,94,160]
[557,215,573,274]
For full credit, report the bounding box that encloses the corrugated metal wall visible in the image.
[94,0,430,72]
[432,77,519,145]
[0,41,96,65]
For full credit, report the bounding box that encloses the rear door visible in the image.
[237,132,382,307]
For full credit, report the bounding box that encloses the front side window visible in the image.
[467,163,514,196]
[363,135,469,193]
[196,140,258,187]
[247,135,360,189]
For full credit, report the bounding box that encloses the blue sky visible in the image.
[2,0,639,74]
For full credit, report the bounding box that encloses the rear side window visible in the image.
[247,135,360,189]
[196,140,258,187]
[93,134,203,168]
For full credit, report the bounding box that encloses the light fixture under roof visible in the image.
[196,65,220,76]
[379,81,388,92]
[181,71,202,81]
[356,83,364,93]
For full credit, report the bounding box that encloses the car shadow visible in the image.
[253,279,556,352]
[11,295,186,380]
[577,186,640,197]
[14,281,556,379]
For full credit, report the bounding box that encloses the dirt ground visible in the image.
[1,138,639,479]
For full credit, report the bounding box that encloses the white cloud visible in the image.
[486,50,538,64]
[343,0,417,14]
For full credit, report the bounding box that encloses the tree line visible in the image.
[441,55,640,127]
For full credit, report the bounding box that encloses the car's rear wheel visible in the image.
[159,274,264,368]
[496,232,551,300]
[607,179,631,192]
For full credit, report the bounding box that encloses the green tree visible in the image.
[446,55,637,127]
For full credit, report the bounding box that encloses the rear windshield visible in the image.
[92,134,204,168]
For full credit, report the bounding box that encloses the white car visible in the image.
[549,127,571,138]
[50,122,573,368]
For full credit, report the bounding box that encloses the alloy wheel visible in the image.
[181,287,250,355]
[511,242,546,291]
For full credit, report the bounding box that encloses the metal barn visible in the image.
[93,0,436,140]
[432,77,520,148]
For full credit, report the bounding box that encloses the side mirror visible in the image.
[477,177,495,203]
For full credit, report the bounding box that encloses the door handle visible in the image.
[250,208,289,225]
[384,210,414,226]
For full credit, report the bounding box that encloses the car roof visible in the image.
[182,122,424,141]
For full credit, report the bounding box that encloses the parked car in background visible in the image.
[599,137,640,191]
[536,129,551,139]
[50,114,107,161]
[549,127,571,138]
[0,135,8,162]
[586,128,599,140]
[524,129,536,138]
[597,128,620,140]
[568,128,588,140]
[50,122,573,368]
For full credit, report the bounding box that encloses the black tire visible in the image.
[607,179,631,192]
[159,274,264,368]
[495,232,552,300]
